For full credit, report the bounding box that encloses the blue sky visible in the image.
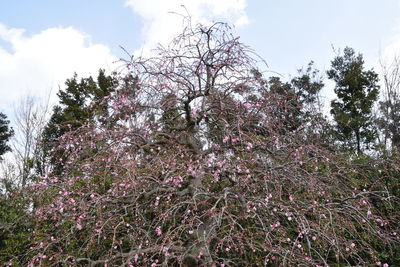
[1,0,400,116]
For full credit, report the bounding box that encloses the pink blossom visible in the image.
[156,226,162,236]
[246,142,253,150]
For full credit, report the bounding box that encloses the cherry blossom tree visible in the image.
[19,18,399,266]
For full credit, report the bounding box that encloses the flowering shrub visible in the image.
[10,19,399,266]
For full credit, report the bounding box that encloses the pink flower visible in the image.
[383,264,389,267]
[156,226,162,236]
[246,142,253,150]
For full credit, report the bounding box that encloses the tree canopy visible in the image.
[328,47,379,155]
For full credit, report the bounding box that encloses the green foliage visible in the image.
[40,69,116,174]
[0,192,32,265]
[268,76,303,133]
[46,69,116,138]
[291,61,324,116]
[0,112,14,159]
[159,93,185,132]
[266,62,325,135]
[328,47,379,155]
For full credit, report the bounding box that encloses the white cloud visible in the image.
[376,21,400,97]
[381,8,400,64]
[0,24,117,116]
[124,0,249,54]
[383,36,400,62]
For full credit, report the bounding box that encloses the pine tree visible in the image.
[40,70,116,174]
[327,47,379,155]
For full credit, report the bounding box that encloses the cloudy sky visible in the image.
[1,0,400,117]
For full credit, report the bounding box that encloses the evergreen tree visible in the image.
[291,61,324,114]
[41,70,116,174]
[268,76,303,133]
[327,47,379,155]
[0,112,13,159]
[265,62,324,135]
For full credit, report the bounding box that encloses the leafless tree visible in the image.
[11,94,51,187]
[378,55,400,150]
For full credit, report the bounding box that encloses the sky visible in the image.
[1,0,400,118]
